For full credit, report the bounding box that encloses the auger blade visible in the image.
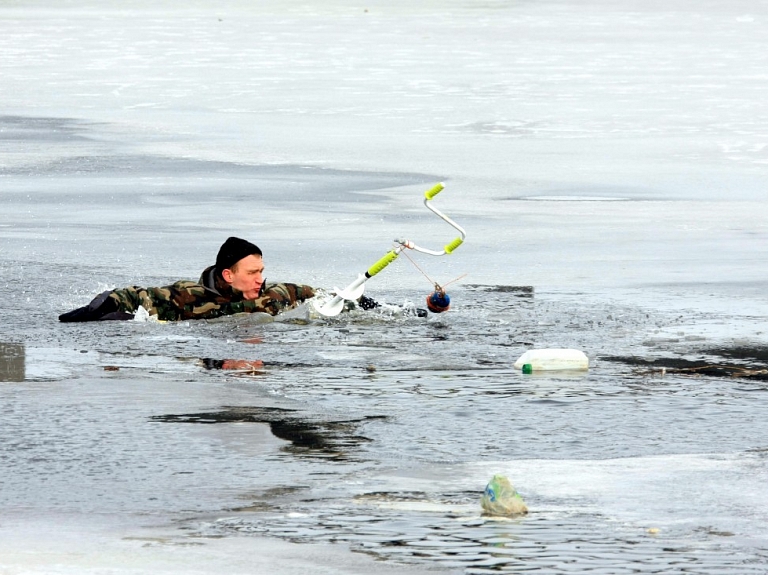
[315,296,346,317]
[334,276,366,301]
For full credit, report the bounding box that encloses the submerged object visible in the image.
[481,474,528,516]
[514,348,589,372]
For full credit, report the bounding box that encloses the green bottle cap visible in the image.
[522,363,532,374]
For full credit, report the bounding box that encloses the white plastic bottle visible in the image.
[514,349,589,372]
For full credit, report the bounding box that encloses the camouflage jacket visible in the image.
[108,265,315,321]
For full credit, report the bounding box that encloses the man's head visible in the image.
[216,237,265,300]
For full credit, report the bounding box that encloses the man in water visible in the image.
[59,237,316,322]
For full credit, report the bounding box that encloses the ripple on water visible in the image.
[199,497,768,573]
[5,282,768,570]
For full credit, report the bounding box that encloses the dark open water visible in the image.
[2,271,768,572]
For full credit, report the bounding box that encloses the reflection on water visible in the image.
[0,342,24,382]
[151,407,384,461]
[200,358,265,374]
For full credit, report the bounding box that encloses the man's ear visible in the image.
[221,268,233,284]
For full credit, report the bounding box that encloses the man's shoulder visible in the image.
[167,275,234,302]
[170,280,204,290]
[157,281,209,300]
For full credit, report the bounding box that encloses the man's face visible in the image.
[222,254,265,300]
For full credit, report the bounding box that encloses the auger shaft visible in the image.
[315,183,466,317]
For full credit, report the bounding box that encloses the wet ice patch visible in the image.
[445,120,540,137]
[522,195,630,201]
[12,345,203,381]
[23,347,97,381]
[464,455,768,541]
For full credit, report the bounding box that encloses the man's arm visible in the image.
[60,282,315,322]
[132,281,315,320]
[233,283,316,317]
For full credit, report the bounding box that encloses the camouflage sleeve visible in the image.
[234,283,316,317]
[109,282,316,320]
[108,282,203,321]
[108,286,153,315]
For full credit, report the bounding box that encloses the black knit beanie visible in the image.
[215,237,262,271]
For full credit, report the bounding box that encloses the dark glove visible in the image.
[358,295,380,310]
[59,291,133,322]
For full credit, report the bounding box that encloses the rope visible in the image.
[400,247,436,286]
[441,273,468,288]
[399,245,467,292]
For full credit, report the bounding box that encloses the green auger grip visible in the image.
[367,250,399,277]
[444,237,464,254]
[424,182,445,200]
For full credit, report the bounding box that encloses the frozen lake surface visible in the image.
[2,0,768,573]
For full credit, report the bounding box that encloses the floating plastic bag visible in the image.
[480,474,528,516]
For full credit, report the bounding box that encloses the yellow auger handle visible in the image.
[444,237,464,254]
[424,182,445,200]
[367,250,399,277]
